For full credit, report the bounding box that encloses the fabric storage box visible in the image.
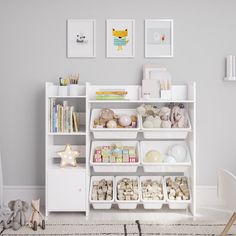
[90,109,140,139]
[90,176,115,209]
[141,114,191,139]
[140,176,166,209]
[115,176,140,209]
[164,176,191,210]
[90,141,140,173]
[140,141,191,173]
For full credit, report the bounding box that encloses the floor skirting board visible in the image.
[3,185,220,211]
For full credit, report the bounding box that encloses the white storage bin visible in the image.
[115,176,140,209]
[141,114,191,139]
[164,176,191,210]
[140,141,191,173]
[140,176,166,209]
[90,176,115,209]
[90,109,140,139]
[90,141,140,173]
[69,85,85,96]
[48,85,58,96]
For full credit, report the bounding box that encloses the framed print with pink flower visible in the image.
[145,19,173,58]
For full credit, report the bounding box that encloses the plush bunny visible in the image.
[3,199,29,230]
[28,199,45,231]
[170,105,186,128]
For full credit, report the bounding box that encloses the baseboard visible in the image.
[3,185,219,209]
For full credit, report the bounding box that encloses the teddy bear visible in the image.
[28,199,45,231]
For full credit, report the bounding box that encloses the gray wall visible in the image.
[0,0,236,186]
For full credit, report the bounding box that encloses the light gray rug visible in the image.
[0,220,236,235]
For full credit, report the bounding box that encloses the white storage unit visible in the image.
[90,176,115,209]
[45,82,89,216]
[90,109,140,139]
[140,176,165,210]
[46,82,196,216]
[90,141,140,173]
[87,82,196,216]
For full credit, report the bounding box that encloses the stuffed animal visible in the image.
[159,107,172,128]
[170,104,187,128]
[28,199,45,231]
[3,199,29,230]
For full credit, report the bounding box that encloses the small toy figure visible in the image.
[29,199,45,231]
[2,199,29,231]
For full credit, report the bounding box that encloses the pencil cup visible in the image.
[58,86,68,96]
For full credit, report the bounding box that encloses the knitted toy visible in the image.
[28,199,45,231]
[2,199,29,230]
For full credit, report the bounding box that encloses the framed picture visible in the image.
[145,19,173,58]
[106,19,135,58]
[67,19,96,58]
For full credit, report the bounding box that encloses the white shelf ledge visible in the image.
[88,100,194,103]
[48,95,86,98]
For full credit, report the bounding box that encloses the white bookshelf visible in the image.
[45,82,89,216]
[45,82,196,216]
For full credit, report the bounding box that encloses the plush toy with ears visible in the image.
[2,199,29,230]
[28,199,45,231]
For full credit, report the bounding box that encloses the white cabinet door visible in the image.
[48,170,86,211]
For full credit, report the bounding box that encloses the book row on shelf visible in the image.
[48,99,80,133]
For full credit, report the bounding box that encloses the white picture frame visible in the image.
[145,19,173,58]
[67,19,96,58]
[106,19,135,58]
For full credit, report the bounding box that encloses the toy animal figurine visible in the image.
[76,33,88,44]
[159,107,171,128]
[2,199,29,230]
[170,104,187,128]
[29,199,45,231]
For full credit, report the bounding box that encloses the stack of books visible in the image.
[95,90,128,100]
[48,99,79,133]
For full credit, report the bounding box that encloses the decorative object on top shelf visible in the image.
[28,199,45,231]
[95,89,128,100]
[57,144,80,167]
[93,108,137,129]
[142,64,172,100]
[224,55,236,81]
[106,19,135,58]
[48,99,80,133]
[67,19,96,58]
[137,103,189,129]
[145,19,173,58]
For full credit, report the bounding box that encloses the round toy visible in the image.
[106,120,117,128]
[163,155,177,163]
[118,115,131,127]
[168,144,187,162]
[144,150,163,163]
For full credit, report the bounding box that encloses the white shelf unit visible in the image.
[45,82,89,216]
[87,82,196,216]
[45,82,196,216]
